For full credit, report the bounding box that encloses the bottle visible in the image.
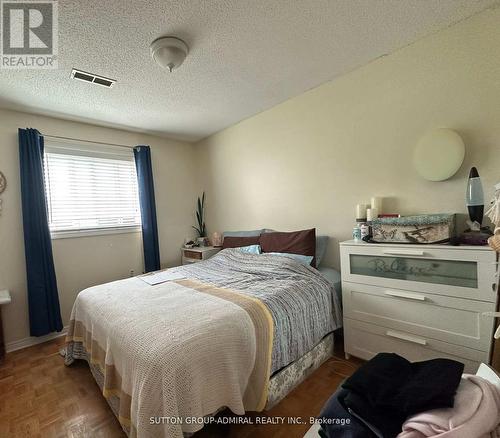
[360,222,370,240]
[353,225,362,241]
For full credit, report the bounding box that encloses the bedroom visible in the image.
[1,0,500,437]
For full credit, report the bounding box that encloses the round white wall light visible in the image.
[150,36,189,72]
[413,128,465,181]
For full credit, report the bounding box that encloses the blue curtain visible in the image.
[134,145,161,272]
[19,128,63,336]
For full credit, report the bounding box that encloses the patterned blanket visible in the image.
[169,249,341,373]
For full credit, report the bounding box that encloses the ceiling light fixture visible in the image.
[150,36,189,72]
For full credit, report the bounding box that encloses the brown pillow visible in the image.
[222,235,260,249]
[260,228,316,266]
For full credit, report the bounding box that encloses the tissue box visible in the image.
[371,214,456,244]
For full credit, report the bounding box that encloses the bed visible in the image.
[65,248,342,437]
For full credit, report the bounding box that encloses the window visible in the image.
[43,140,141,237]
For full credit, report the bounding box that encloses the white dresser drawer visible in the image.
[343,282,495,352]
[344,319,486,373]
[340,244,497,302]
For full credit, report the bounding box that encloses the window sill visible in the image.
[50,226,142,240]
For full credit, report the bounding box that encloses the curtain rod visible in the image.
[42,133,136,150]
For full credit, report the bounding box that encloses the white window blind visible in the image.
[43,140,141,235]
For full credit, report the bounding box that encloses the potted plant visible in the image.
[192,192,207,244]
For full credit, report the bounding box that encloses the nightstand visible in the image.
[181,246,221,265]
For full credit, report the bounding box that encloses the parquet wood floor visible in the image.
[0,336,362,438]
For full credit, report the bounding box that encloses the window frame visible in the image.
[43,139,142,239]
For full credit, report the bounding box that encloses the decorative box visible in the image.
[371,214,456,244]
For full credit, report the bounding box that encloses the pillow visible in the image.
[237,245,261,254]
[259,228,316,266]
[223,229,263,237]
[266,252,314,266]
[316,235,329,267]
[318,266,342,305]
[222,235,260,249]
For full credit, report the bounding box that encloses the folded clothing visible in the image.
[342,353,464,438]
[398,374,500,438]
[318,386,379,438]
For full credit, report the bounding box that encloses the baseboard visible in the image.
[5,325,68,353]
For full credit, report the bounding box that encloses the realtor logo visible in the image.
[1,0,58,68]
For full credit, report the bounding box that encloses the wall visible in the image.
[0,108,198,345]
[195,7,500,269]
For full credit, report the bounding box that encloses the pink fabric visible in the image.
[398,375,500,438]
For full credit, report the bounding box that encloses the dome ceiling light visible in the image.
[150,36,189,72]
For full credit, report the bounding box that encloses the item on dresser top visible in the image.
[371,197,383,213]
[366,208,378,222]
[461,167,493,246]
[486,182,500,228]
[489,229,500,253]
[356,204,368,222]
[398,374,500,438]
[341,353,464,438]
[466,167,485,226]
[353,225,362,242]
[486,183,500,252]
[222,235,260,248]
[360,222,371,240]
[259,228,316,266]
[371,214,455,244]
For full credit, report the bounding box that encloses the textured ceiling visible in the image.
[0,0,497,141]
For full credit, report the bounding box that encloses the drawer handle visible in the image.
[386,330,427,346]
[384,290,426,301]
[382,249,425,256]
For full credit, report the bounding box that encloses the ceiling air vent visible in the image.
[70,69,116,88]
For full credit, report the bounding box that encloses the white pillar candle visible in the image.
[356,204,367,220]
[367,208,378,222]
[371,197,383,213]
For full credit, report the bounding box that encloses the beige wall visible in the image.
[195,7,500,269]
[0,109,198,345]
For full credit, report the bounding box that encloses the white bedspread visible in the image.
[66,277,272,437]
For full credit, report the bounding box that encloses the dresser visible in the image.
[340,240,499,373]
[181,246,221,265]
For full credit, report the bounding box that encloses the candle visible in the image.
[371,197,383,213]
[367,208,378,222]
[356,204,367,220]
